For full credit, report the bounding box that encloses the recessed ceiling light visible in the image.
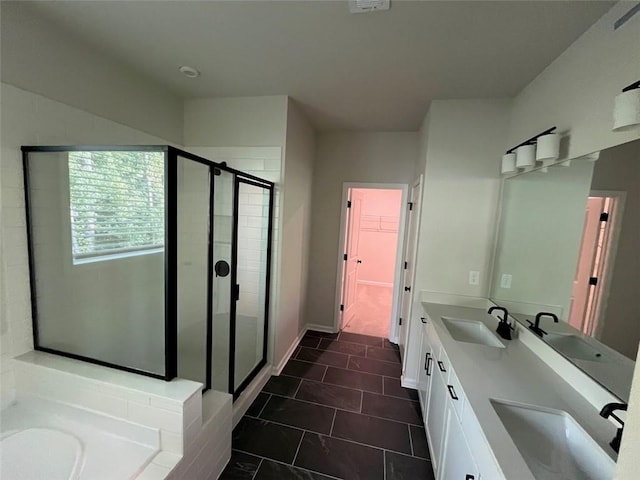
[179,66,200,78]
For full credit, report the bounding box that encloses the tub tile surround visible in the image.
[10,350,234,479]
[420,300,620,480]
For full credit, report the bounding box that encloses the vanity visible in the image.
[413,139,639,479]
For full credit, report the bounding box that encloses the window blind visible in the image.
[68,151,165,261]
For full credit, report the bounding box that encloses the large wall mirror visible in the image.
[490,139,639,401]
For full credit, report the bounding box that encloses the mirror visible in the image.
[490,139,640,401]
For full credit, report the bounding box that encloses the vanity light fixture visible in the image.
[613,80,640,131]
[501,153,517,174]
[504,127,557,172]
[515,144,536,168]
[535,133,561,165]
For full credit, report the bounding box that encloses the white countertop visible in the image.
[421,302,618,480]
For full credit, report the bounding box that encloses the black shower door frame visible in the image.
[22,145,275,398]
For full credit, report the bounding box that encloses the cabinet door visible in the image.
[417,328,433,418]
[426,359,448,473]
[440,407,480,480]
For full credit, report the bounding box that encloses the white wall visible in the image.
[404,99,511,384]
[0,2,184,144]
[0,83,171,405]
[617,347,640,479]
[306,132,418,329]
[414,99,511,298]
[508,2,640,160]
[184,96,288,147]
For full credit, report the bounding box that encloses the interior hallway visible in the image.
[219,330,433,480]
[342,284,393,338]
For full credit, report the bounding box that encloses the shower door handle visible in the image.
[234,284,240,301]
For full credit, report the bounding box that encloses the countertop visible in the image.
[421,302,618,480]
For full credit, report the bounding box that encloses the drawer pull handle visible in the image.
[426,355,432,376]
[424,352,430,370]
[465,476,475,480]
[420,316,427,324]
[437,360,446,372]
[447,385,459,400]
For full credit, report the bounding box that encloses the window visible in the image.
[68,151,165,263]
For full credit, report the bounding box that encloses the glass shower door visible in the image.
[211,168,234,392]
[232,177,273,395]
[176,155,211,386]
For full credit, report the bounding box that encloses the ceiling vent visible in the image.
[348,0,390,14]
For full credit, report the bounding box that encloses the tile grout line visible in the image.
[250,458,263,480]
[256,394,271,417]
[231,448,344,480]
[407,423,415,457]
[240,416,413,457]
[329,408,337,436]
[292,378,304,398]
[291,430,306,467]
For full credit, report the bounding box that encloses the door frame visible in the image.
[333,182,409,343]
[399,175,424,372]
[582,190,626,338]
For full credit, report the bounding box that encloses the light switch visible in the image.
[501,274,512,289]
[469,270,480,285]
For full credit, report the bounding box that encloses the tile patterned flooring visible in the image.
[219,330,436,480]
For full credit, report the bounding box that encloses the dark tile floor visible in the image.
[219,330,436,480]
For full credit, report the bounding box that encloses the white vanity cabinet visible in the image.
[419,318,499,480]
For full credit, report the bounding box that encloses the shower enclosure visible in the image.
[21,146,274,399]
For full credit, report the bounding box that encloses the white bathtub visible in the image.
[0,394,160,480]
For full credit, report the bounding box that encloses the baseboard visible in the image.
[401,374,418,390]
[305,323,337,334]
[272,328,307,375]
[357,280,393,288]
[232,365,272,428]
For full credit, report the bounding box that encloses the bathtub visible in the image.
[1,394,160,480]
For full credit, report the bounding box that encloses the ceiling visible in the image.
[15,1,614,131]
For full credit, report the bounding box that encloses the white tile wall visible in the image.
[0,83,170,405]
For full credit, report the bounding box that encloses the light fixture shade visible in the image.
[501,153,516,174]
[613,89,640,131]
[536,133,560,162]
[515,144,536,168]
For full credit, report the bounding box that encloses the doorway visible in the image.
[568,192,624,336]
[336,185,407,340]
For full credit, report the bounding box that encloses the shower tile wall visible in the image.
[0,84,168,406]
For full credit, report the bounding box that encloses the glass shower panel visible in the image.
[26,150,166,376]
[233,179,271,391]
[211,168,234,392]
[176,156,211,386]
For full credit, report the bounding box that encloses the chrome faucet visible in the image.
[526,312,558,337]
[600,402,627,453]
[488,306,512,340]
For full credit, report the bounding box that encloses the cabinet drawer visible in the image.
[446,367,465,422]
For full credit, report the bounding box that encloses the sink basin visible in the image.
[491,399,614,480]
[545,333,608,362]
[441,317,505,348]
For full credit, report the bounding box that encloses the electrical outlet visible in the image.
[468,270,480,285]
[500,274,512,289]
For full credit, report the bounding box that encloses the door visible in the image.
[340,189,363,329]
[439,408,480,480]
[569,197,605,330]
[399,178,422,368]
